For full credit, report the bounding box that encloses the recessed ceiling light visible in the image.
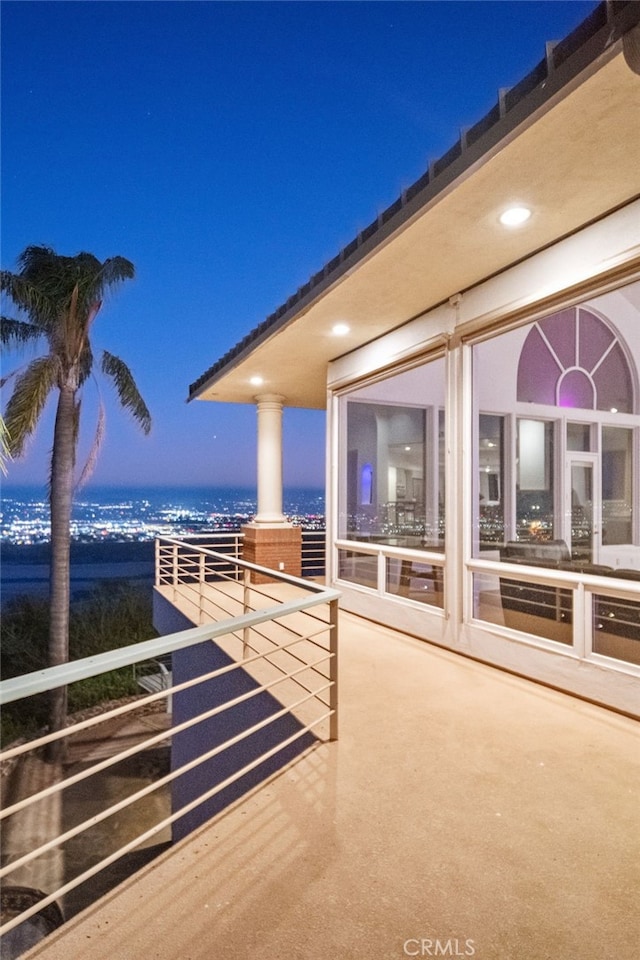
[610,407,618,414]
[332,323,350,336]
[499,205,531,227]
[249,376,264,386]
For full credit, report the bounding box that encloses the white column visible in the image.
[254,393,288,525]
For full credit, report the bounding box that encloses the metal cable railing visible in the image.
[0,548,339,944]
[153,528,326,583]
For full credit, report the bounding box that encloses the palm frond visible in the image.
[5,248,135,334]
[0,316,44,347]
[0,415,11,476]
[16,245,60,275]
[1,270,58,329]
[3,356,59,457]
[1,361,30,390]
[74,254,134,322]
[77,400,106,489]
[16,246,91,305]
[78,341,94,388]
[59,252,133,311]
[101,351,151,434]
[96,256,135,289]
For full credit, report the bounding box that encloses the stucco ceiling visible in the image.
[194,47,640,410]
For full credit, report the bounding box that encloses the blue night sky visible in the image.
[1,0,597,490]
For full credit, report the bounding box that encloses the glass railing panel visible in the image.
[592,592,640,665]
[385,557,444,608]
[473,572,572,645]
[337,549,378,590]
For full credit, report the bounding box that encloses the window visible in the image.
[478,415,505,544]
[602,427,633,545]
[516,419,555,543]
[339,359,445,548]
[517,307,634,413]
[567,422,591,452]
[472,283,639,570]
[472,286,639,650]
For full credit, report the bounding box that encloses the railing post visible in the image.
[243,567,251,658]
[199,551,206,624]
[172,543,179,601]
[377,551,386,594]
[329,597,339,741]
[155,538,160,586]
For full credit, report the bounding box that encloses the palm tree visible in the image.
[1,245,151,757]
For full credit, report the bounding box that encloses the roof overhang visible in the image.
[190,3,640,410]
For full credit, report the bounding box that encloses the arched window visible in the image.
[517,307,635,413]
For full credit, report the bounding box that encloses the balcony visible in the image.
[1,541,639,959]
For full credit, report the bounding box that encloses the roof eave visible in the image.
[188,1,640,404]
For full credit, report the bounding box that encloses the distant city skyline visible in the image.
[0,483,326,604]
[1,0,598,488]
[1,483,326,546]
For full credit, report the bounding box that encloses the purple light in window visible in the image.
[361,463,373,505]
[517,327,559,404]
[558,370,595,409]
[517,308,634,413]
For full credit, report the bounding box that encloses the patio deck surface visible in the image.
[27,611,639,960]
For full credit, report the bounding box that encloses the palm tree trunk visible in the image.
[46,383,76,762]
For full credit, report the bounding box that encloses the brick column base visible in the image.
[241,524,302,584]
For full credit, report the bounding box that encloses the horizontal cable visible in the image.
[245,620,331,655]
[0,690,332,894]
[0,715,329,940]
[1,644,334,819]
[0,624,333,766]
[1,677,332,879]
[238,613,330,655]
[157,536,332,594]
[240,643,331,700]
[0,537,337,934]
[240,631,332,688]
[159,573,332,627]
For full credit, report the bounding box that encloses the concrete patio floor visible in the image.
[27,611,639,960]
